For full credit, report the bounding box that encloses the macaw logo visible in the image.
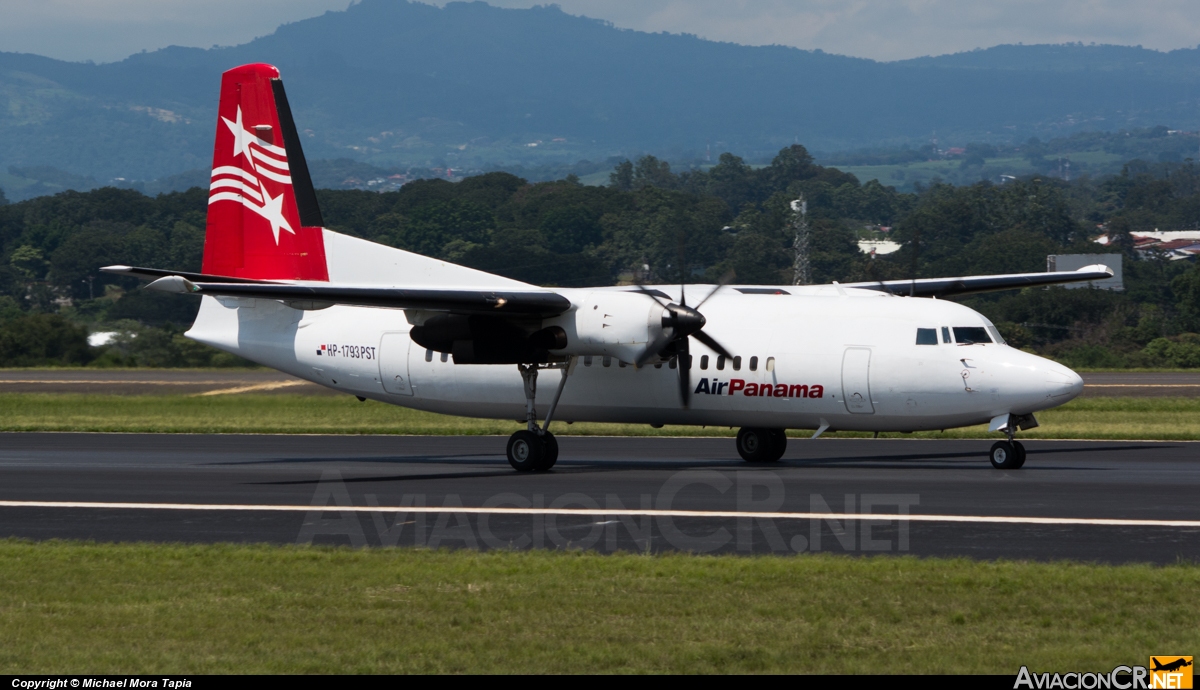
[208,106,296,244]
[694,378,824,398]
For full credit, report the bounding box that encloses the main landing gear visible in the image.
[736,427,788,462]
[506,362,571,472]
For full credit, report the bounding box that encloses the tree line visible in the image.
[0,144,1198,368]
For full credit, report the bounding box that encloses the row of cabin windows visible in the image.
[425,349,779,372]
[915,326,994,345]
[580,354,776,372]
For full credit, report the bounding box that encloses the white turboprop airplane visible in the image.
[104,64,1106,471]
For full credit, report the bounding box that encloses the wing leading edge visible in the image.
[841,264,1114,298]
[132,273,572,317]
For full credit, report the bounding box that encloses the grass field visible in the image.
[0,540,1195,673]
[0,393,1197,440]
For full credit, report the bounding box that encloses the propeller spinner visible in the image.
[634,283,734,408]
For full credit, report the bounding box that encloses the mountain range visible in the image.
[2,0,1199,189]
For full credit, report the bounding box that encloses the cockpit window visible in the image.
[952,326,992,344]
[915,328,938,345]
[983,319,1006,345]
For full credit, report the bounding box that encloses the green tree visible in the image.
[0,313,91,366]
[609,160,633,191]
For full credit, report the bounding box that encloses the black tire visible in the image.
[737,427,773,462]
[535,432,559,471]
[989,440,1020,470]
[766,428,787,461]
[507,430,544,472]
[1011,440,1027,469]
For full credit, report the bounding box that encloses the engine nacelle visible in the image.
[543,290,670,363]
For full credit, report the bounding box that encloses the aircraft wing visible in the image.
[124,272,572,317]
[841,264,1115,298]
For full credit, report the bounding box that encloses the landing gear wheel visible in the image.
[766,428,787,462]
[1011,440,1027,469]
[989,440,1021,470]
[507,430,545,472]
[737,427,777,462]
[535,432,558,471]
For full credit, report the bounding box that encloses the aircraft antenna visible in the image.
[791,196,810,285]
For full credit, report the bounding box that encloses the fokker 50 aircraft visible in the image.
[104,64,1106,471]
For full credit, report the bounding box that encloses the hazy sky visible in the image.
[3,0,1199,64]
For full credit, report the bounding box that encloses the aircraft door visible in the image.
[841,347,874,414]
[379,332,414,396]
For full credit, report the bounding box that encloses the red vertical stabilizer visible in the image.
[203,64,328,281]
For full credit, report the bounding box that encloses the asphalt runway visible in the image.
[1,433,1197,563]
[0,369,1195,396]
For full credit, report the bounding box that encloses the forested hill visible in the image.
[2,0,1200,183]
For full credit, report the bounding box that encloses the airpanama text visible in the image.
[694,378,824,398]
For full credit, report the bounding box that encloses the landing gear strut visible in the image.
[736,427,788,462]
[506,361,571,472]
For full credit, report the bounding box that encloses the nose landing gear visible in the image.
[506,362,570,472]
[989,439,1026,470]
[988,413,1034,469]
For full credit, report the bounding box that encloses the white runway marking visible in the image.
[0,500,1197,528]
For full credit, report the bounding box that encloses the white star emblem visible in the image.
[221,107,257,167]
[258,190,294,243]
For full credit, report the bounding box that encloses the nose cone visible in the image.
[1046,365,1084,401]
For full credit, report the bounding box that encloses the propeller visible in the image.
[633,273,735,408]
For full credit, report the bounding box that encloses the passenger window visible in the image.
[425,349,433,362]
[440,352,449,362]
[717,356,726,370]
[942,327,952,344]
[584,355,592,367]
[732,356,742,371]
[700,355,709,370]
[603,356,611,367]
[916,328,938,345]
[952,327,992,344]
[766,357,775,372]
[749,356,758,371]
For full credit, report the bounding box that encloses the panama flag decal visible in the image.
[203,63,328,281]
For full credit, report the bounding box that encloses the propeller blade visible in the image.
[692,330,733,360]
[633,284,670,309]
[693,269,736,311]
[635,343,663,368]
[677,338,691,408]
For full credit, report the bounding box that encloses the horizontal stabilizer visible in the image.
[101,265,278,284]
[843,265,1115,298]
[143,276,572,317]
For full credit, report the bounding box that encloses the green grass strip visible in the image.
[0,540,1196,673]
[0,393,1197,439]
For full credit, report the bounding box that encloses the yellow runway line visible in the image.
[0,380,241,385]
[193,380,310,396]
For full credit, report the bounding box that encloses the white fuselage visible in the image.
[186,282,1084,433]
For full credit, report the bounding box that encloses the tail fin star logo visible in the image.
[208,106,295,243]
